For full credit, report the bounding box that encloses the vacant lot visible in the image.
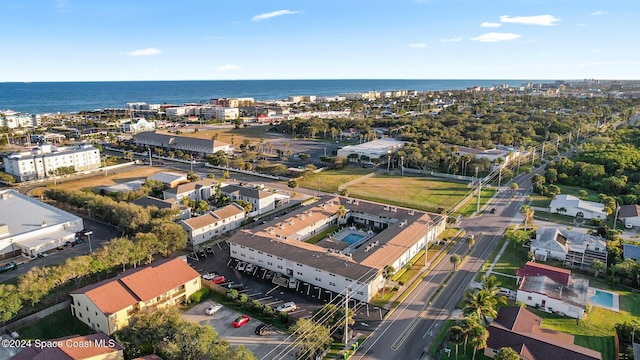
[346,174,471,213]
[51,166,163,192]
[298,168,375,194]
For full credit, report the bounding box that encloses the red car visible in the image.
[232,315,250,328]
[210,275,226,284]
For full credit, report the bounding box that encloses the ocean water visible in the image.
[0,79,541,114]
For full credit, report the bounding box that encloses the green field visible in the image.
[19,309,91,340]
[298,168,375,194]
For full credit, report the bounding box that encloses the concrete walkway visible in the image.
[338,171,378,191]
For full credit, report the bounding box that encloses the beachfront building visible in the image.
[227,196,445,303]
[2,143,101,182]
[133,131,232,157]
[0,189,84,259]
[337,138,405,163]
[70,258,201,335]
[0,110,38,129]
[120,117,156,134]
[180,203,246,247]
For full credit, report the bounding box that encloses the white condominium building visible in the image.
[2,143,101,182]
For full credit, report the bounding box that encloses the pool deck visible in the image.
[587,287,620,312]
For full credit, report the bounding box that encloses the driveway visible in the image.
[182,301,295,360]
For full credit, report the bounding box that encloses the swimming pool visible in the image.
[590,289,614,308]
[342,233,365,245]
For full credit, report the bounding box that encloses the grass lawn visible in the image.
[455,188,497,217]
[530,194,551,208]
[298,168,375,194]
[490,242,529,277]
[557,184,602,202]
[346,174,471,214]
[19,309,91,340]
[304,225,338,244]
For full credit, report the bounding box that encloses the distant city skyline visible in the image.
[3,0,639,82]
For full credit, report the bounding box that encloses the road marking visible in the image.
[265,286,281,295]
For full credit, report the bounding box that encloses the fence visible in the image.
[0,300,70,335]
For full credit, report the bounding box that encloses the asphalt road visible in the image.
[353,165,544,360]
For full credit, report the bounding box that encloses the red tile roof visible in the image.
[517,262,571,286]
[72,257,200,313]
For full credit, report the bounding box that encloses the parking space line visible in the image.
[256,296,272,301]
[246,292,262,297]
[265,286,281,295]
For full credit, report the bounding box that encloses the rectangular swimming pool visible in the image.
[342,233,365,245]
[590,289,614,308]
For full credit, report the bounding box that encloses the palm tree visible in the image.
[449,325,465,360]
[459,317,477,354]
[450,254,461,271]
[494,346,519,360]
[591,259,606,278]
[520,205,534,230]
[463,289,504,325]
[466,235,475,251]
[468,324,488,360]
[336,205,347,224]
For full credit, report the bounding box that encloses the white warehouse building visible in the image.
[227,196,445,303]
[2,143,101,182]
[337,138,406,162]
[0,189,84,259]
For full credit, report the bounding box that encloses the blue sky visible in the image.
[2,0,639,81]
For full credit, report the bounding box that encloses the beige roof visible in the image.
[164,178,217,195]
[213,203,245,219]
[182,203,244,230]
[11,333,123,360]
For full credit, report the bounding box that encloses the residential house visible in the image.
[549,194,607,220]
[531,228,607,268]
[220,184,278,215]
[485,306,602,360]
[69,258,201,335]
[163,178,217,203]
[180,203,246,247]
[619,204,640,229]
[11,333,124,360]
[516,262,589,319]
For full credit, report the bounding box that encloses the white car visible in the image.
[236,262,247,271]
[245,264,255,273]
[288,278,298,289]
[276,302,297,313]
[201,272,217,280]
[205,303,223,315]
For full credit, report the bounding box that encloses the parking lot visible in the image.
[182,300,295,359]
[187,241,389,336]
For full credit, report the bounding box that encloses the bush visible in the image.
[189,287,210,303]
[226,289,239,301]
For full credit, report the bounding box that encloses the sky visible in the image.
[2,0,639,82]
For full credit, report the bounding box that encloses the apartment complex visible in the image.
[2,143,101,182]
[133,131,232,157]
[227,196,445,302]
[70,258,201,335]
[0,110,39,129]
[180,203,246,247]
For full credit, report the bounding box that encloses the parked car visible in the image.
[255,323,273,336]
[226,283,245,290]
[288,278,298,289]
[210,275,226,284]
[265,270,275,280]
[232,315,250,328]
[0,262,17,273]
[245,264,255,273]
[276,302,297,313]
[201,272,218,280]
[236,262,247,271]
[205,303,223,315]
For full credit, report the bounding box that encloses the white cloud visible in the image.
[592,10,607,16]
[481,22,502,28]
[252,10,299,22]
[125,48,162,57]
[409,43,426,48]
[499,14,561,26]
[215,64,240,71]
[471,32,522,42]
[441,37,463,42]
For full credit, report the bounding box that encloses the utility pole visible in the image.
[516,156,521,176]
[540,143,545,160]
[498,165,502,188]
[148,147,152,166]
[475,167,481,214]
[400,156,404,176]
[344,289,350,348]
[613,203,620,231]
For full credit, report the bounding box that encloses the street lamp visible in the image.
[84,231,93,253]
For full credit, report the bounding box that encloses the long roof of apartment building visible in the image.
[227,195,443,279]
[182,203,245,230]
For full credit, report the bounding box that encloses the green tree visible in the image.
[463,288,505,325]
[150,222,188,256]
[468,323,489,360]
[504,229,530,248]
[591,259,606,278]
[466,235,476,250]
[0,284,22,322]
[494,346,520,360]
[578,189,589,199]
[186,171,200,182]
[290,318,332,360]
[288,179,298,195]
[519,205,534,230]
[449,325,465,360]
[235,199,253,213]
[450,254,461,271]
